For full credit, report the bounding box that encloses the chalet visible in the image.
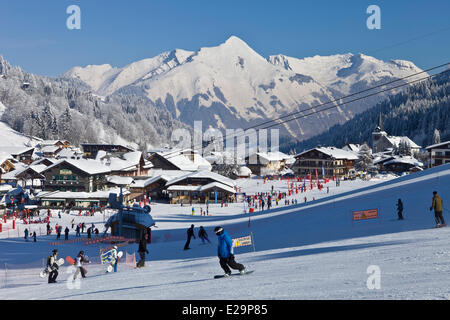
[101,151,153,177]
[1,165,46,189]
[245,151,291,176]
[293,147,358,179]
[0,147,35,165]
[0,153,16,180]
[382,156,423,173]
[39,140,70,149]
[425,141,450,168]
[40,159,111,193]
[81,143,135,159]
[41,145,63,158]
[163,171,236,204]
[147,149,212,172]
[36,188,130,210]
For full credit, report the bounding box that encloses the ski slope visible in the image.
[0,165,449,299]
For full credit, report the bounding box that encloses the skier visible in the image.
[24,228,29,241]
[137,233,149,268]
[184,224,196,250]
[430,191,446,227]
[71,218,75,229]
[214,226,245,276]
[111,245,119,272]
[73,251,90,280]
[56,226,61,240]
[47,249,60,283]
[198,226,211,244]
[396,199,404,220]
[32,231,37,242]
[64,227,70,240]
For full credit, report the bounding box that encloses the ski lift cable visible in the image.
[198,64,450,152]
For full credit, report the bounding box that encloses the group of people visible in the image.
[397,191,445,227]
[183,225,211,250]
[46,249,91,284]
[183,224,246,276]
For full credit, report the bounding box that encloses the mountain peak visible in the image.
[223,35,250,48]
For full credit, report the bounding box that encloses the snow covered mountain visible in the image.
[63,36,425,141]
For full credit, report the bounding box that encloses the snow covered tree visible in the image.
[433,129,441,145]
[355,143,373,172]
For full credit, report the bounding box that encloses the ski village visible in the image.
[0,2,449,303]
[0,115,449,299]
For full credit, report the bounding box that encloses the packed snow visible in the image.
[0,165,449,300]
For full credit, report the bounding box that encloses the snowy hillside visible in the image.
[63,36,425,141]
[1,165,449,300]
[0,120,42,147]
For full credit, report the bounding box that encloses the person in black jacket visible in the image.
[137,232,149,268]
[64,227,70,240]
[47,249,60,283]
[396,199,404,220]
[184,224,196,250]
[198,226,211,244]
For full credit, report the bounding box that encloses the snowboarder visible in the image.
[73,251,90,280]
[198,226,211,244]
[24,228,29,241]
[137,233,149,268]
[32,231,37,242]
[111,246,119,272]
[47,249,60,283]
[184,224,196,250]
[214,226,245,276]
[430,191,446,227]
[71,219,75,229]
[64,227,70,240]
[397,199,404,220]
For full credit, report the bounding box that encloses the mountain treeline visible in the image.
[283,70,450,153]
[0,56,189,149]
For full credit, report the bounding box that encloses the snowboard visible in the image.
[214,270,254,279]
[39,258,65,278]
[106,251,123,273]
[66,256,76,265]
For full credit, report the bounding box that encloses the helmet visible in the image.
[52,249,58,254]
[113,246,118,250]
[214,227,223,235]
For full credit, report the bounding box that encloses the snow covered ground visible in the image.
[0,165,449,300]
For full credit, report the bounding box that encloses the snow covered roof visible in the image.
[0,146,34,156]
[296,147,358,160]
[35,188,130,200]
[155,149,212,171]
[383,156,423,167]
[107,175,134,186]
[42,159,111,175]
[425,141,450,150]
[342,144,361,152]
[166,182,236,194]
[385,136,421,149]
[165,170,235,188]
[234,166,252,177]
[41,145,61,154]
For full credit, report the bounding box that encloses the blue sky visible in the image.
[0,0,449,76]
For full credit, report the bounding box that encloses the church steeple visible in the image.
[375,112,383,132]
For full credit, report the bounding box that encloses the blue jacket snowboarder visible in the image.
[214,226,245,276]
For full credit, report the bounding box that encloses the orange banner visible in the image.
[352,209,378,221]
